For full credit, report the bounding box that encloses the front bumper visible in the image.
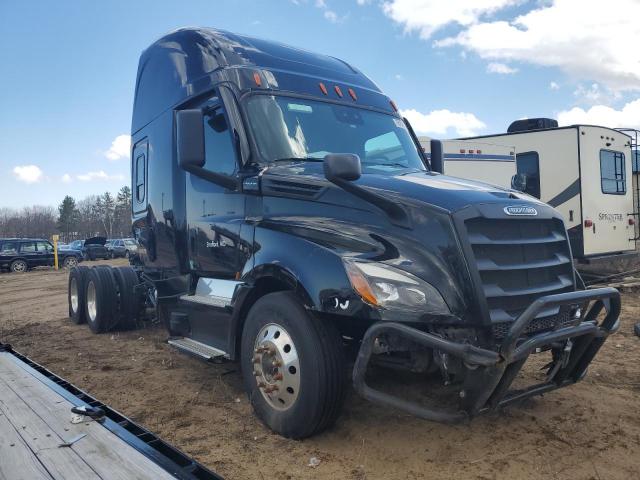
[352,287,621,422]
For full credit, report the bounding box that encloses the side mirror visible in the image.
[175,109,237,190]
[430,139,444,174]
[511,173,527,191]
[176,109,205,169]
[323,153,362,182]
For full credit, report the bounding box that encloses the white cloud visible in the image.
[324,10,338,22]
[356,0,370,4]
[401,108,486,136]
[13,165,43,184]
[76,170,125,182]
[61,173,72,183]
[104,134,131,161]
[557,98,640,129]
[394,73,404,80]
[434,0,640,92]
[486,62,518,74]
[572,83,621,106]
[549,81,560,90]
[382,0,518,39]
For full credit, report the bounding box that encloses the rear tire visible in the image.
[10,259,27,273]
[63,256,78,269]
[84,266,117,333]
[68,265,89,324]
[240,291,346,439]
[111,266,140,330]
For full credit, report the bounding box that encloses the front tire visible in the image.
[240,291,346,439]
[10,259,27,273]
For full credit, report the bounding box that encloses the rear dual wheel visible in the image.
[68,266,90,324]
[84,265,140,333]
[241,291,346,439]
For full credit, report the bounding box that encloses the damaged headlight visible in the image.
[344,260,449,314]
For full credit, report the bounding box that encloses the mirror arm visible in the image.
[329,177,411,229]
[183,164,238,191]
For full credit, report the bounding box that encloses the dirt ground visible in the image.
[1,260,639,480]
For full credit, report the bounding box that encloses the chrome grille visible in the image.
[464,217,575,335]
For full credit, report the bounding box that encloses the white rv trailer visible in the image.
[459,121,636,261]
[419,137,517,189]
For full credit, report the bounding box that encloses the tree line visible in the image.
[0,186,132,243]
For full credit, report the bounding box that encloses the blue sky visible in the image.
[1,0,639,209]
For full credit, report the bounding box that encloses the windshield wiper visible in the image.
[271,157,324,163]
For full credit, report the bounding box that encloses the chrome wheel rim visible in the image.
[70,277,79,313]
[12,261,26,272]
[65,257,78,268]
[86,281,97,322]
[253,323,300,411]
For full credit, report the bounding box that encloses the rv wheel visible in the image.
[240,291,346,439]
[84,267,117,333]
[68,265,90,324]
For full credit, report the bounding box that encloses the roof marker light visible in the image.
[319,82,328,95]
[584,219,593,228]
[460,149,466,154]
[253,72,262,87]
[477,150,482,154]
[348,88,357,100]
[334,85,343,97]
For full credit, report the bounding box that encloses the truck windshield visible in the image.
[245,95,426,174]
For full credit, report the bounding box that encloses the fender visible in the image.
[226,224,370,359]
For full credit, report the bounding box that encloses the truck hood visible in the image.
[262,163,544,214]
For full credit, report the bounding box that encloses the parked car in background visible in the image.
[106,238,138,258]
[0,238,83,272]
[68,237,110,261]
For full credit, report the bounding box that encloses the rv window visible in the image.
[600,150,625,195]
[515,151,541,198]
[203,108,237,175]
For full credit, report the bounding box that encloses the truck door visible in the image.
[579,127,635,256]
[186,102,245,279]
[183,101,247,349]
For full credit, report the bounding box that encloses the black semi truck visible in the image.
[67,28,620,439]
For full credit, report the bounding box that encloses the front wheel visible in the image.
[10,259,27,273]
[240,291,346,439]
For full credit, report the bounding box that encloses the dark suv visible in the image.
[0,238,83,272]
[68,237,110,261]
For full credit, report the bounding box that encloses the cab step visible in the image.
[167,337,228,360]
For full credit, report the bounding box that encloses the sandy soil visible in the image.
[0,260,639,480]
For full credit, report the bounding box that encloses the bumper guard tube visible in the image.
[352,287,621,423]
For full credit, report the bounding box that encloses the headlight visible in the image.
[344,260,449,313]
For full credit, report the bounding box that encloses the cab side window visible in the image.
[203,108,237,175]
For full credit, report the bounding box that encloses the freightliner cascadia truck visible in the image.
[67,28,620,439]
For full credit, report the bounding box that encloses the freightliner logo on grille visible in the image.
[503,205,538,216]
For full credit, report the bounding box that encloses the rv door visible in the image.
[579,127,635,256]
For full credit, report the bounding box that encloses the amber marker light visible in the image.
[253,72,262,87]
[345,262,379,306]
[319,82,328,95]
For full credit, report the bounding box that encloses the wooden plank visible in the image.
[0,412,53,480]
[0,354,176,480]
[0,373,100,480]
